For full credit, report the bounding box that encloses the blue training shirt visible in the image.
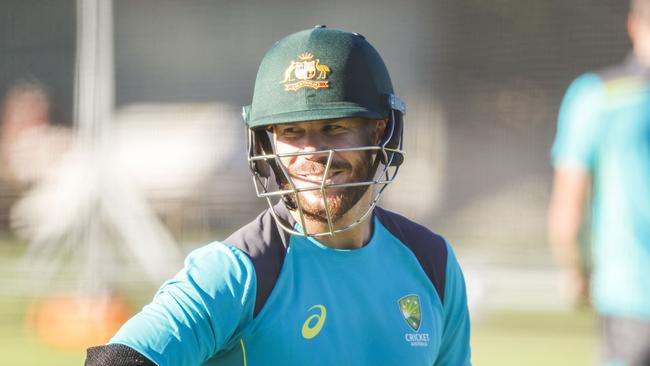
[110,204,471,365]
[552,54,650,320]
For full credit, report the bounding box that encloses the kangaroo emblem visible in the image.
[281,61,296,83]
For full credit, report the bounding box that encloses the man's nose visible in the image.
[298,135,331,163]
[300,132,330,153]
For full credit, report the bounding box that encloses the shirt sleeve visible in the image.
[551,73,605,171]
[434,240,471,366]
[109,242,257,366]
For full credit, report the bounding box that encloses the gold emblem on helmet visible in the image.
[281,53,330,91]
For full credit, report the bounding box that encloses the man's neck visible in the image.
[316,216,373,249]
[290,195,374,250]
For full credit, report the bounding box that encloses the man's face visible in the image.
[271,117,385,223]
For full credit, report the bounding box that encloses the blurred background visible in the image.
[0,0,629,364]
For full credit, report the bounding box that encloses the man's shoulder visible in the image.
[564,72,606,100]
[177,209,277,277]
[225,208,279,255]
[374,206,446,248]
[223,203,293,255]
[180,241,255,291]
[222,206,289,316]
[588,56,650,99]
[374,206,450,303]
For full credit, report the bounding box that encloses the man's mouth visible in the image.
[293,170,344,184]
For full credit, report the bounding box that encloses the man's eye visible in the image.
[280,127,303,136]
[323,124,345,133]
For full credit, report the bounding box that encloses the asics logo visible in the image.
[301,304,327,339]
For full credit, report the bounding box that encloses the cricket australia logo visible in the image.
[281,52,330,91]
[399,294,430,347]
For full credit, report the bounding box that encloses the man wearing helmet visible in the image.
[86,26,471,366]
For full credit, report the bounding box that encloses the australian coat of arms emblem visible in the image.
[281,52,330,91]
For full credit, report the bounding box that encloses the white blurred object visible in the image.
[13,102,241,288]
[112,103,241,196]
[462,263,567,318]
[5,125,73,183]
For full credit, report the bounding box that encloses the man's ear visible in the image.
[373,119,388,145]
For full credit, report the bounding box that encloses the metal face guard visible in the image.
[247,127,404,237]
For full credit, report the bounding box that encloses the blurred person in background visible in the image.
[548,1,650,364]
[85,26,471,366]
[1,80,73,239]
[1,80,72,187]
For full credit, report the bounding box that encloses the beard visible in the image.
[281,153,373,223]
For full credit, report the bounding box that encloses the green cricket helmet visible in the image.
[243,25,406,237]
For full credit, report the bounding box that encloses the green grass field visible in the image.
[472,309,597,365]
[0,296,86,366]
